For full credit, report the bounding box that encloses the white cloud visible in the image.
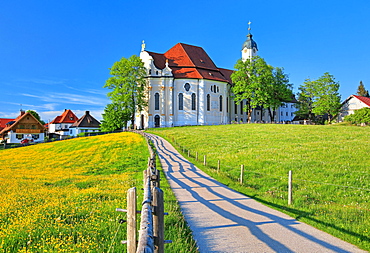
[22,92,109,106]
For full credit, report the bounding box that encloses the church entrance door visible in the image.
[154,115,160,127]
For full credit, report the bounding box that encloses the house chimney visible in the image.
[20,110,25,116]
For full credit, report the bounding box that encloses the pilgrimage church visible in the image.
[136,28,296,128]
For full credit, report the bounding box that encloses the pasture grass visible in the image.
[0,132,197,252]
[149,124,370,251]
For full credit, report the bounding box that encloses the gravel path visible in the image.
[147,133,366,253]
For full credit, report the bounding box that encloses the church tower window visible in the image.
[219,96,223,112]
[154,93,160,110]
[191,93,196,110]
[184,83,190,91]
[226,97,229,113]
[234,101,238,114]
[240,101,243,114]
[207,94,210,111]
[179,93,184,110]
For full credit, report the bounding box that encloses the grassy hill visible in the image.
[0,132,197,253]
[149,124,370,251]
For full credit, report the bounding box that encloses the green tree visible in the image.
[356,81,369,97]
[231,56,272,122]
[103,55,147,129]
[294,79,315,121]
[265,67,294,122]
[100,103,130,131]
[296,72,341,124]
[27,110,45,125]
[344,107,370,125]
[311,72,341,123]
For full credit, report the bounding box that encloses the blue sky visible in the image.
[1,0,370,121]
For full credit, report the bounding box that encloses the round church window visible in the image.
[184,83,190,91]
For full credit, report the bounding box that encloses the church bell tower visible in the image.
[242,21,258,62]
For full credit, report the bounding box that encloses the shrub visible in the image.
[344,107,370,125]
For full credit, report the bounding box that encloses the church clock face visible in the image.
[184,83,190,91]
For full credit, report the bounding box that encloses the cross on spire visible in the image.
[248,21,252,31]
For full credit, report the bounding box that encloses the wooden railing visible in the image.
[117,131,170,253]
[16,129,43,133]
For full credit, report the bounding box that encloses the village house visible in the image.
[48,109,78,139]
[0,110,46,143]
[69,111,101,136]
[337,95,370,122]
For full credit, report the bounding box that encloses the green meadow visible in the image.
[149,124,370,251]
[0,132,197,253]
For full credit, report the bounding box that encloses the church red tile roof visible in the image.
[353,95,370,107]
[50,109,78,124]
[147,43,233,83]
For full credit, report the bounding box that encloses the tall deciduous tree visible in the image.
[100,103,130,131]
[296,72,341,123]
[103,55,147,129]
[231,56,293,122]
[231,56,271,122]
[356,81,369,97]
[265,67,293,122]
[295,78,315,121]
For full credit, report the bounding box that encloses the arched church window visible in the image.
[179,93,183,110]
[234,101,238,114]
[219,96,223,112]
[207,94,210,111]
[149,69,152,75]
[191,93,196,110]
[211,86,213,92]
[226,97,229,113]
[240,101,243,115]
[154,93,160,110]
[217,86,219,93]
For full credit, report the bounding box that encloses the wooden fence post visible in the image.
[288,170,293,205]
[240,165,244,185]
[127,187,137,253]
[153,187,164,253]
[203,155,207,166]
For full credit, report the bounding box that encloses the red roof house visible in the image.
[338,95,370,121]
[48,109,78,138]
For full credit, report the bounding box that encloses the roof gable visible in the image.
[50,109,78,124]
[0,111,45,135]
[353,95,370,107]
[71,111,101,128]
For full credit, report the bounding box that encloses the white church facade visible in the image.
[136,32,297,129]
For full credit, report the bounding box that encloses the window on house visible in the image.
[286,112,288,116]
[281,111,283,116]
[226,97,229,113]
[207,94,210,111]
[219,96,223,112]
[32,134,39,140]
[19,125,25,129]
[179,93,183,110]
[154,93,160,110]
[291,112,294,116]
[240,101,243,115]
[16,134,23,140]
[31,125,36,129]
[234,102,238,114]
[191,93,196,110]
